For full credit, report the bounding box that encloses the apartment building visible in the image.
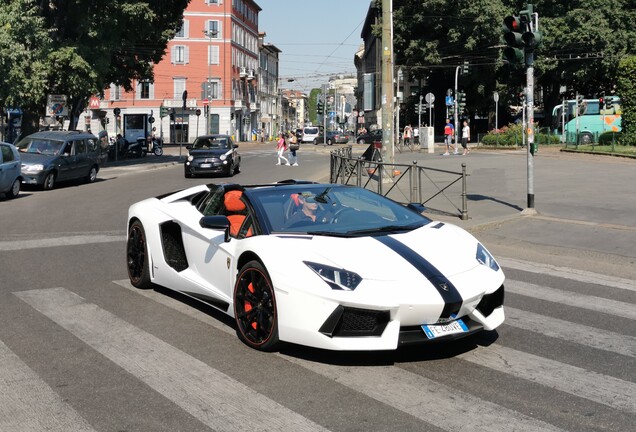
[85,0,262,143]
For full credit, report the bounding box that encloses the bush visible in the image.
[598,131,622,145]
[480,123,561,146]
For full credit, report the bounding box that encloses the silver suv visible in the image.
[16,131,101,190]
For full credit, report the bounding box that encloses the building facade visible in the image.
[84,0,262,144]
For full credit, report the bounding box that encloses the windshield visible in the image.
[192,136,230,150]
[16,138,64,156]
[248,185,431,236]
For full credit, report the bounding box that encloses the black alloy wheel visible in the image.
[127,220,151,289]
[234,260,280,351]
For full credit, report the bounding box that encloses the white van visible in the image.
[301,126,320,144]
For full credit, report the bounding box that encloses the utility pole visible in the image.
[454,66,460,151]
[381,0,394,167]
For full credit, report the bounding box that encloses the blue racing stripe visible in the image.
[376,235,463,319]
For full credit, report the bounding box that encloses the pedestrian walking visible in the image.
[461,120,470,155]
[276,132,290,165]
[413,125,419,145]
[403,125,412,147]
[443,119,455,155]
[287,131,299,166]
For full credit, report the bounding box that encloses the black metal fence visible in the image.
[329,146,469,220]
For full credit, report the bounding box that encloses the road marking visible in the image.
[505,307,636,357]
[116,280,562,432]
[0,339,96,432]
[14,288,328,432]
[500,257,636,292]
[0,234,123,251]
[458,345,636,414]
[280,355,564,432]
[507,279,636,320]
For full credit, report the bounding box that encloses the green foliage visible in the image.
[309,88,321,125]
[598,131,622,146]
[0,0,189,133]
[480,123,560,146]
[617,56,636,145]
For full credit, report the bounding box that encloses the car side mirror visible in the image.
[199,215,231,242]
[406,203,427,214]
[233,144,239,149]
[186,145,192,150]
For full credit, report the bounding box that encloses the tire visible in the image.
[234,260,280,351]
[357,138,365,144]
[86,166,98,183]
[6,178,20,199]
[42,172,56,190]
[234,161,241,174]
[127,220,152,289]
[184,168,193,178]
[327,138,333,145]
[154,146,163,156]
[580,132,593,145]
[313,139,318,145]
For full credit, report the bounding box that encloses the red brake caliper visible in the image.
[245,281,257,330]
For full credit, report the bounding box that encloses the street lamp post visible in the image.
[203,29,218,134]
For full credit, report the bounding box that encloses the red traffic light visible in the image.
[504,15,522,31]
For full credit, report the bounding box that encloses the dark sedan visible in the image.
[314,131,350,145]
[184,134,241,178]
[356,129,383,144]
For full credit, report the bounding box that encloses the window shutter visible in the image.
[171,46,176,63]
[184,46,189,64]
[149,83,155,100]
[184,20,189,38]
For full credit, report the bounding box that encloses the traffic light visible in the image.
[503,15,525,65]
[159,105,168,118]
[316,100,324,115]
[606,97,613,109]
[457,91,466,113]
[462,60,469,74]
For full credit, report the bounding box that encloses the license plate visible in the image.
[199,163,212,168]
[422,318,468,339]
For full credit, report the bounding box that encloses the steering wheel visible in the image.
[331,207,357,224]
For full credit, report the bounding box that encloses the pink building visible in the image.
[87,0,262,143]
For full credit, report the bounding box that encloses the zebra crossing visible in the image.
[2,259,634,431]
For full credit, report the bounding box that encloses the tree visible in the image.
[0,0,189,135]
[308,88,322,125]
[617,56,636,145]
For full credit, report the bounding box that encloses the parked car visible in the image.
[0,141,22,199]
[15,131,101,190]
[184,134,241,178]
[126,181,505,352]
[356,129,383,144]
[314,131,350,145]
[301,126,320,143]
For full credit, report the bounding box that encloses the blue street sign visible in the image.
[445,96,454,106]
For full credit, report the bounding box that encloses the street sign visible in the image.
[46,94,68,116]
[445,95,454,106]
[425,92,435,104]
[202,98,209,106]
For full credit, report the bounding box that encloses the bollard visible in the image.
[461,163,468,220]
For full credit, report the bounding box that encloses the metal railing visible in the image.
[329,146,469,219]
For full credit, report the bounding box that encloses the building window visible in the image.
[174,78,186,100]
[207,80,220,99]
[207,20,221,38]
[206,0,219,4]
[208,45,220,65]
[139,81,152,99]
[110,84,122,101]
[171,45,188,64]
[175,19,187,38]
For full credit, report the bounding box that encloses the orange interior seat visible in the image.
[224,190,252,237]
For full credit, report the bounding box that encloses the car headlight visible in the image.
[220,154,227,161]
[23,164,44,173]
[187,155,193,162]
[476,243,500,271]
[304,261,362,291]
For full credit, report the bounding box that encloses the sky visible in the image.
[256,0,372,93]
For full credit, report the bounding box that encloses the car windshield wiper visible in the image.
[304,230,352,237]
[346,223,420,236]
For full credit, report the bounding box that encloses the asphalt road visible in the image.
[0,143,634,431]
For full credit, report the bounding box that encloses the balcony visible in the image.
[163,98,198,109]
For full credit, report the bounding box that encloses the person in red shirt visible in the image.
[443,119,456,155]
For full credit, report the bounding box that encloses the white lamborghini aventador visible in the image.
[126,181,505,351]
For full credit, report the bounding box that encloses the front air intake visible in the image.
[319,306,389,337]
